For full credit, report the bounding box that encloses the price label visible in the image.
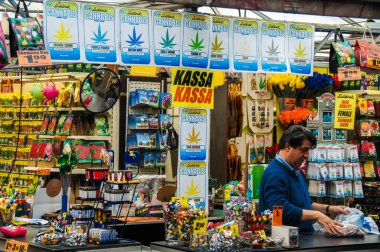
[50,226,55,234]
[63,212,67,219]
[258,230,267,240]
[272,206,283,226]
[18,187,28,193]
[65,227,71,233]
[5,240,28,252]
[230,224,239,237]
[224,189,231,202]
[193,219,207,235]
[367,55,380,70]
[17,50,52,67]
[37,168,51,175]
[337,67,361,81]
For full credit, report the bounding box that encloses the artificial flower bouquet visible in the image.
[267,74,306,98]
[277,107,315,128]
[300,73,334,99]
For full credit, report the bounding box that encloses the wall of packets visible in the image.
[42,0,314,75]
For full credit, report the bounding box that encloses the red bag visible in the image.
[355,28,380,69]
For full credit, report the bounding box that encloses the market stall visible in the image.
[0,0,380,251]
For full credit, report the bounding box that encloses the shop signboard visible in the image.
[44,0,81,61]
[260,22,287,73]
[232,19,258,72]
[210,17,230,70]
[171,68,215,109]
[153,11,182,67]
[334,92,357,130]
[178,108,209,213]
[83,4,117,63]
[181,13,210,69]
[288,24,314,75]
[119,8,151,65]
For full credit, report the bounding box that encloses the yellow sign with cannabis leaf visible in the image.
[185,178,201,196]
[294,41,306,58]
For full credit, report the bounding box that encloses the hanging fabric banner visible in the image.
[260,22,287,72]
[177,108,209,212]
[232,19,259,72]
[119,8,151,65]
[44,1,81,61]
[288,24,315,75]
[181,13,210,69]
[83,4,117,63]
[210,17,230,70]
[153,11,182,67]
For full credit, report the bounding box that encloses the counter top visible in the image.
[151,232,380,252]
[0,226,141,252]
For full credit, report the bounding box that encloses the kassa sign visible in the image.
[172,68,215,109]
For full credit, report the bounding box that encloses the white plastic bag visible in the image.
[335,208,379,235]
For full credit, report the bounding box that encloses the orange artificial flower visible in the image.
[277,107,316,128]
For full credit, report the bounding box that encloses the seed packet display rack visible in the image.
[125,76,168,177]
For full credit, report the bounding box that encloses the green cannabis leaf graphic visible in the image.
[91,24,110,44]
[160,29,176,49]
[266,39,280,56]
[211,35,224,53]
[294,41,307,58]
[189,32,205,51]
[127,27,144,47]
[258,76,266,90]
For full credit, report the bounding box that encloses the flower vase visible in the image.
[301,99,314,109]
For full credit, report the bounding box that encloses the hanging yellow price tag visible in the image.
[50,226,55,234]
[230,224,239,237]
[225,189,231,202]
[63,213,67,219]
[193,219,207,235]
[180,196,188,208]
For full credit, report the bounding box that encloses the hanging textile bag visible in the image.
[0,22,10,69]
[329,28,356,73]
[355,28,380,69]
[8,0,44,57]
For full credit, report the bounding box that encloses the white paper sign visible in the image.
[178,108,209,212]
[182,13,210,69]
[119,8,151,65]
[260,22,287,72]
[210,17,230,70]
[232,19,259,71]
[44,0,81,61]
[288,24,314,75]
[83,4,117,63]
[153,11,182,67]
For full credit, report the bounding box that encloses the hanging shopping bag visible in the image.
[8,0,44,57]
[329,28,356,73]
[0,22,10,69]
[354,28,380,69]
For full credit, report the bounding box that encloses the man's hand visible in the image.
[316,212,343,235]
[329,205,350,216]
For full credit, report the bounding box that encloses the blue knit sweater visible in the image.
[258,155,314,232]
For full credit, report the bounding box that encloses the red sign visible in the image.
[17,50,52,67]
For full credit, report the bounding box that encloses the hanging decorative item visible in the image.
[42,81,59,105]
[232,19,258,72]
[181,13,210,69]
[287,24,314,75]
[248,134,273,164]
[260,22,287,73]
[210,17,230,70]
[44,1,81,61]
[83,4,117,63]
[153,10,182,67]
[30,83,44,102]
[246,92,274,134]
[120,8,151,65]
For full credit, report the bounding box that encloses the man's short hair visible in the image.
[279,125,317,150]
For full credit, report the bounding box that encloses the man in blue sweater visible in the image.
[259,125,348,234]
